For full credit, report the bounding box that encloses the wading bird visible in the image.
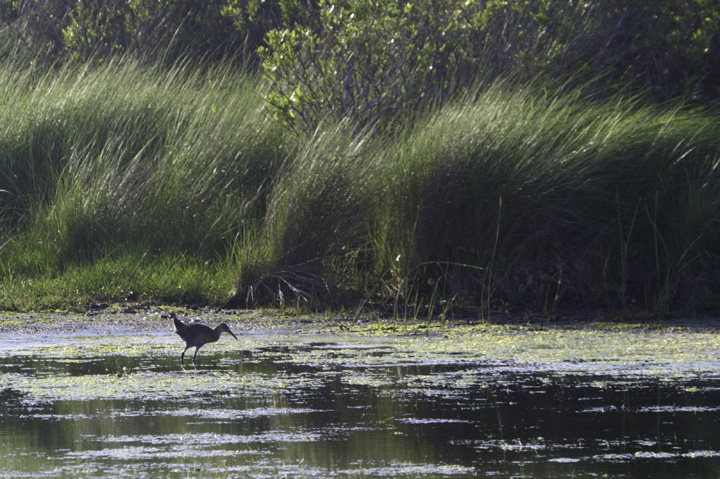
[169,312,238,366]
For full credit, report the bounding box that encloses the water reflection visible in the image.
[0,332,720,477]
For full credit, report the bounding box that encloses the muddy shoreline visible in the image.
[2,304,720,339]
[0,307,318,338]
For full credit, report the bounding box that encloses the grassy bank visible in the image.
[1,57,719,314]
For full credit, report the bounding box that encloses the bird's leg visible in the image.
[181,346,191,366]
[192,347,200,366]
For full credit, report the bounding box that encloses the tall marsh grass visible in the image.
[0,56,291,309]
[1,57,719,313]
[371,85,720,313]
[233,82,720,313]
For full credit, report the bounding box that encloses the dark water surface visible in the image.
[2,323,720,478]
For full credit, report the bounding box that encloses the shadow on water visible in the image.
[1,327,720,477]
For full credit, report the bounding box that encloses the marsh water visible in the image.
[2,317,720,478]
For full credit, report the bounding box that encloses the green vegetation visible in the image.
[1,1,720,314]
[259,0,720,136]
[0,57,291,309]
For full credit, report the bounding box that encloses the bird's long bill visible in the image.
[223,325,238,340]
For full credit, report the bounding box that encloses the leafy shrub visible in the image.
[0,0,315,62]
[3,0,718,105]
[529,0,720,102]
[259,0,487,136]
[62,0,310,62]
[259,0,720,137]
[0,0,71,56]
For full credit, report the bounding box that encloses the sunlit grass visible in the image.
[0,254,236,310]
[366,84,720,312]
[240,80,720,312]
[0,55,292,309]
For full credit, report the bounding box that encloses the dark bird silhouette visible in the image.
[169,312,238,366]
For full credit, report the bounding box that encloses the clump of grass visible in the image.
[0,55,292,309]
[367,82,720,311]
[230,126,382,307]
